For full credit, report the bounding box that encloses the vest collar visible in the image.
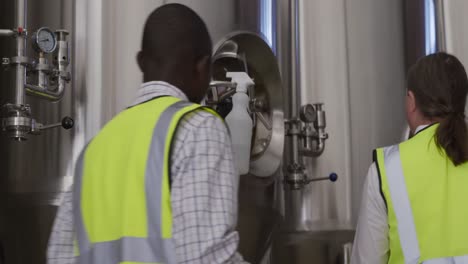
[413,123,439,137]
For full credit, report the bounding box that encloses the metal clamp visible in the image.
[1,58,10,69]
[1,103,74,140]
[284,163,307,190]
[1,104,32,141]
[13,27,27,37]
[285,118,302,136]
[10,56,32,66]
[285,167,338,190]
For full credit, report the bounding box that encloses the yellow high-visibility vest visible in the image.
[73,96,218,264]
[375,124,468,264]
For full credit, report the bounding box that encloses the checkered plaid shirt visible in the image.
[47,81,247,264]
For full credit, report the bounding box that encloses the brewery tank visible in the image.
[0,0,73,263]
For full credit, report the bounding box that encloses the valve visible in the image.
[61,116,74,129]
[285,170,338,190]
[34,116,74,132]
[306,172,339,183]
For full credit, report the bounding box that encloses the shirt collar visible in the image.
[414,124,429,134]
[131,81,189,107]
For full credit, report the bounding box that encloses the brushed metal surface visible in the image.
[272,230,354,264]
[0,0,74,263]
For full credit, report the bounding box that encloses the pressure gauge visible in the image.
[300,104,317,123]
[33,27,57,54]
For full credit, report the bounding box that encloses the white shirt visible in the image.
[351,125,429,264]
[47,81,247,264]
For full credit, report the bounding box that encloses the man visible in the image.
[47,4,246,264]
[351,52,468,263]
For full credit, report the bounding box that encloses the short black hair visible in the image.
[141,4,212,67]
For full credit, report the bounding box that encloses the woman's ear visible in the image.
[407,90,417,114]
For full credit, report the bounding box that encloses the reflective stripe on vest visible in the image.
[73,99,202,264]
[380,145,420,264]
[377,143,468,264]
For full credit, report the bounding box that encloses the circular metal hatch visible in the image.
[211,31,284,177]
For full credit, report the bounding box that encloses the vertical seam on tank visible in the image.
[342,0,356,222]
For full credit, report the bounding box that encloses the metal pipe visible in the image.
[299,126,326,157]
[283,0,305,189]
[290,126,300,163]
[287,0,301,166]
[14,0,27,105]
[16,0,26,28]
[25,81,65,102]
[290,0,300,119]
[434,0,446,51]
[300,140,325,157]
[0,29,14,37]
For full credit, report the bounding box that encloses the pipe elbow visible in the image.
[300,141,325,157]
[25,80,65,102]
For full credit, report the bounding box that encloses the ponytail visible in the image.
[435,113,468,166]
[407,52,468,166]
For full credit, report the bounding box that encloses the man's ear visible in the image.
[137,51,144,72]
[407,90,417,113]
[195,56,211,75]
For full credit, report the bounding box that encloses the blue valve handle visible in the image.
[329,172,338,182]
[307,172,339,183]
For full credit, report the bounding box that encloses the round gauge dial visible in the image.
[34,27,57,53]
[300,104,316,123]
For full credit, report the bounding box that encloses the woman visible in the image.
[351,52,468,264]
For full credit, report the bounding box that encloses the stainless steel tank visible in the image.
[0,0,73,263]
[272,0,408,263]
